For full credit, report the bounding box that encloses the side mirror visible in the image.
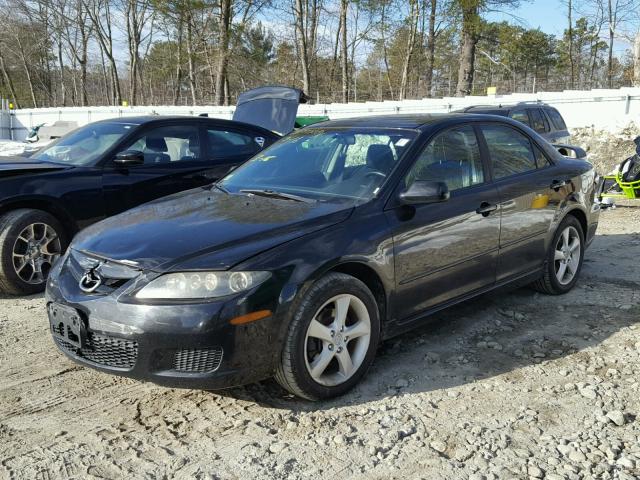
[114,150,145,166]
[399,180,449,205]
[554,144,587,159]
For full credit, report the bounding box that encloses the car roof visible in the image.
[462,102,556,113]
[90,115,279,136]
[306,113,525,130]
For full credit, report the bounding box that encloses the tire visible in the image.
[531,215,584,295]
[0,209,67,295]
[275,272,380,401]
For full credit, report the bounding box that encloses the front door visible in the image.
[478,123,560,281]
[102,123,215,216]
[388,125,501,322]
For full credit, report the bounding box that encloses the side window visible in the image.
[481,125,537,179]
[509,110,531,127]
[534,145,551,168]
[207,129,261,159]
[121,125,201,165]
[546,108,567,131]
[529,108,549,134]
[405,125,484,191]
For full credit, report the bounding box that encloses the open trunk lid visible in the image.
[232,86,308,136]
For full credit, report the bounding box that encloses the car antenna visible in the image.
[198,113,209,117]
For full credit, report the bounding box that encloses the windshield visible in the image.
[33,122,135,166]
[220,128,417,203]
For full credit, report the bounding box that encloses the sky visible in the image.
[486,0,637,53]
[487,0,569,36]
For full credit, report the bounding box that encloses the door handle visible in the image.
[476,202,498,216]
[550,179,569,190]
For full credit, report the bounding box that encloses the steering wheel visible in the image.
[363,171,386,180]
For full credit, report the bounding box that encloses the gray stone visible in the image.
[606,410,625,426]
[430,440,447,454]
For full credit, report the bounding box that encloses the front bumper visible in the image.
[45,260,287,390]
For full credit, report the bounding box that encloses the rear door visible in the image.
[388,124,501,321]
[478,123,560,281]
[203,125,273,179]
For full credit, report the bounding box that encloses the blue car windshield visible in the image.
[220,128,417,203]
[33,122,135,166]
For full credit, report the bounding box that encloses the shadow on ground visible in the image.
[220,231,640,410]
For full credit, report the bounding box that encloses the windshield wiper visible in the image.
[239,189,315,203]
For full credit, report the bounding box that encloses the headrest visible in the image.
[188,136,200,154]
[366,144,395,172]
[147,137,168,152]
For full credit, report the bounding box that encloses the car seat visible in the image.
[419,135,473,190]
[180,135,201,161]
[144,137,171,164]
[366,144,395,173]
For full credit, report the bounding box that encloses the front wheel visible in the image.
[0,209,66,295]
[275,273,380,400]
[531,215,584,295]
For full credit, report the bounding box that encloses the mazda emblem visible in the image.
[79,267,103,293]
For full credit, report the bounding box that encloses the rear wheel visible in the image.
[531,215,584,295]
[0,209,66,295]
[275,272,380,400]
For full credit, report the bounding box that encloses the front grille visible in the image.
[54,331,138,370]
[173,348,223,373]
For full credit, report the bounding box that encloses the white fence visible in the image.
[2,87,640,141]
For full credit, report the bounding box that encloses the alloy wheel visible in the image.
[12,222,62,285]
[554,225,581,285]
[304,294,371,387]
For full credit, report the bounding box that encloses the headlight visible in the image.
[136,271,270,299]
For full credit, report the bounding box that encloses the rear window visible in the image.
[509,110,531,127]
[529,108,549,134]
[545,108,567,131]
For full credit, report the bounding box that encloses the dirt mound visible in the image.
[571,124,640,174]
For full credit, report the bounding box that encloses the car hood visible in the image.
[0,156,69,177]
[72,187,353,272]
[232,86,308,135]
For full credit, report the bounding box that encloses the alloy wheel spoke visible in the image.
[307,319,334,343]
[333,296,351,330]
[554,249,565,261]
[345,320,370,340]
[310,348,335,378]
[569,237,580,252]
[562,228,570,248]
[557,262,568,282]
[336,349,354,377]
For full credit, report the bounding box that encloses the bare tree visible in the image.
[83,0,122,104]
[399,0,419,99]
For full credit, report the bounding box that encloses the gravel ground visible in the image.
[0,206,639,480]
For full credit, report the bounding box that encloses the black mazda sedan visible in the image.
[46,114,600,400]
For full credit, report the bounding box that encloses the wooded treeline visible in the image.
[0,0,639,108]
